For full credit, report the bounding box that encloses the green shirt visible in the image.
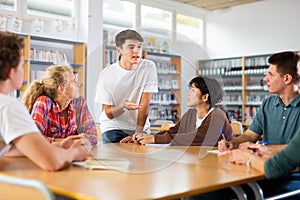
[249,94,300,144]
[265,127,300,179]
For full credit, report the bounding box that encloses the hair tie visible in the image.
[40,80,43,85]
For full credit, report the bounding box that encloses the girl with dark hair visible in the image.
[121,76,233,146]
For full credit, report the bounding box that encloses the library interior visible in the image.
[0,0,300,199]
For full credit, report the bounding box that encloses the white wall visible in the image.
[85,0,103,123]
[205,0,300,58]
[172,40,208,113]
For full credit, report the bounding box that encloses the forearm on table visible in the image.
[268,144,286,153]
[232,131,258,149]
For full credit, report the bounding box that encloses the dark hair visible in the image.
[0,31,24,81]
[115,29,144,48]
[189,76,230,121]
[189,76,224,108]
[268,51,300,83]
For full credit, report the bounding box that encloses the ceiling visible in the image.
[173,0,264,11]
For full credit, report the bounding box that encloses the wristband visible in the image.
[246,153,254,167]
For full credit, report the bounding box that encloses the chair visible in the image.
[265,189,300,200]
[0,174,55,200]
[231,120,243,138]
[153,120,174,130]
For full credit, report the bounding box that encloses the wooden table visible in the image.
[0,143,265,200]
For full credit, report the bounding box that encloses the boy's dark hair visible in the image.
[115,29,144,48]
[189,76,224,108]
[0,31,24,81]
[189,76,230,121]
[268,51,300,83]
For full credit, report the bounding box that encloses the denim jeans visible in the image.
[102,129,135,143]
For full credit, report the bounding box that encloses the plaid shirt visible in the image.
[31,95,98,145]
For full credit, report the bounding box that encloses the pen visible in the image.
[220,128,226,141]
[220,128,230,149]
[255,140,270,145]
[261,141,270,145]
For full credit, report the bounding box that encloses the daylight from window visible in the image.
[0,0,15,10]
[27,0,74,18]
[103,0,135,29]
[177,14,203,45]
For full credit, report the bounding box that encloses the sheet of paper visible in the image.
[144,143,171,147]
[207,149,220,154]
[73,158,131,170]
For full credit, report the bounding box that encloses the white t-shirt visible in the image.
[195,108,215,129]
[0,94,39,148]
[95,59,158,133]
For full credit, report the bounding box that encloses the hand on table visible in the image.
[247,143,276,159]
[218,139,233,152]
[120,136,134,143]
[134,133,155,145]
[57,134,92,152]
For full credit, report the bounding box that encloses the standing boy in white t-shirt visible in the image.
[0,31,90,171]
[95,29,158,143]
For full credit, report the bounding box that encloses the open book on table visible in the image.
[73,158,131,170]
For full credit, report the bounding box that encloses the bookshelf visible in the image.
[103,45,118,67]
[20,34,86,98]
[103,45,182,125]
[242,54,270,126]
[146,51,182,124]
[198,54,271,126]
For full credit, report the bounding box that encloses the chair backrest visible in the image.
[154,120,174,130]
[0,174,55,200]
[231,120,243,137]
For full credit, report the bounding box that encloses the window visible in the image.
[0,0,15,10]
[27,0,74,18]
[176,14,204,44]
[141,5,172,37]
[103,0,135,29]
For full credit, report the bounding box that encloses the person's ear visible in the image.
[202,94,209,102]
[283,74,292,84]
[57,84,64,94]
[116,47,122,56]
[7,68,14,79]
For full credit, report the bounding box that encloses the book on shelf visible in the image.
[30,48,68,64]
[104,48,118,66]
[149,107,178,121]
[171,80,179,89]
[155,62,177,74]
[244,106,260,121]
[151,93,177,105]
[30,70,44,82]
